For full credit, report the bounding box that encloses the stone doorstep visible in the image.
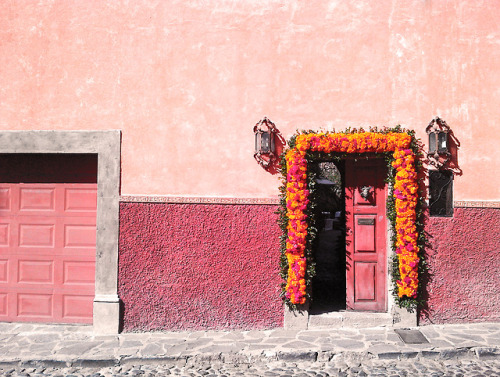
[308,312,394,329]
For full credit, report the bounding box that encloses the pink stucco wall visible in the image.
[420,208,500,324]
[118,202,283,331]
[1,1,499,201]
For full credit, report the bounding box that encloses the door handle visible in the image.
[359,185,373,200]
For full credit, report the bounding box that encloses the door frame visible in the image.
[0,130,121,334]
[284,154,417,329]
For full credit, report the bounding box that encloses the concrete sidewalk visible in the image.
[1,322,499,368]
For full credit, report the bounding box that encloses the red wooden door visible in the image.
[0,183,96,323]
[345,158,387,311]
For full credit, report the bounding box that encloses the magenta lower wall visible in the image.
[119,203,499,330]
[118,202,283,331]
[420,207,500,324]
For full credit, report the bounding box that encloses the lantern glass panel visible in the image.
[428,132,437,153]
[261,132,271,153]
[438,132,448,153]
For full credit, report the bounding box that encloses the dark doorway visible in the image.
[0,154,97,183]
[310,160,346,314]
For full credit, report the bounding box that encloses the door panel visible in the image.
[354,215,376,252]
[345,158,387,311]
[354,262,376,301]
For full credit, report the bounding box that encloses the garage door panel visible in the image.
[63,261,95,285]
[17,293,53,317]
[11,255,58,286]
[64,187,97,213]
[62,295,93,320]
[64,224,96,248]
[16,217,67,250]
[19,187,56,212]
[0,186,12,211]
[18,260,54,284]
[19,223,56,248]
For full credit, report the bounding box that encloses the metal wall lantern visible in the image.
[254,117,277,168]
[426,117,450,168]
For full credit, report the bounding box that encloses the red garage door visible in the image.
[0,155,97,324]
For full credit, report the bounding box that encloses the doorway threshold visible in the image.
[308,311,393,329]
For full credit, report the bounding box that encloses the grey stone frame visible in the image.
[0,130,121,334]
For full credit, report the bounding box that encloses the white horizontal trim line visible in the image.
[454,201,500,209]
[120,195,280,205]
[120,197,499,208]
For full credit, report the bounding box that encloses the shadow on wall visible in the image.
[419,119,473,324]
[267,128,286,175]
[447,130,462,176]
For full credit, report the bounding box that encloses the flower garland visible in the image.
[279,129,423,307]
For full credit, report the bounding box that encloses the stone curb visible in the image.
[1,346,499,368]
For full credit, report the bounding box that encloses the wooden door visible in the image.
[345,158,387,311]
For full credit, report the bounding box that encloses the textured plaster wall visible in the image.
[118,204,500,330]
[1,1,500,200]
[420,208,500,324]
[118,203,283,331]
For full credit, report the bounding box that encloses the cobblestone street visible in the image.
[1,322,500,376]
[2,359,500,376]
